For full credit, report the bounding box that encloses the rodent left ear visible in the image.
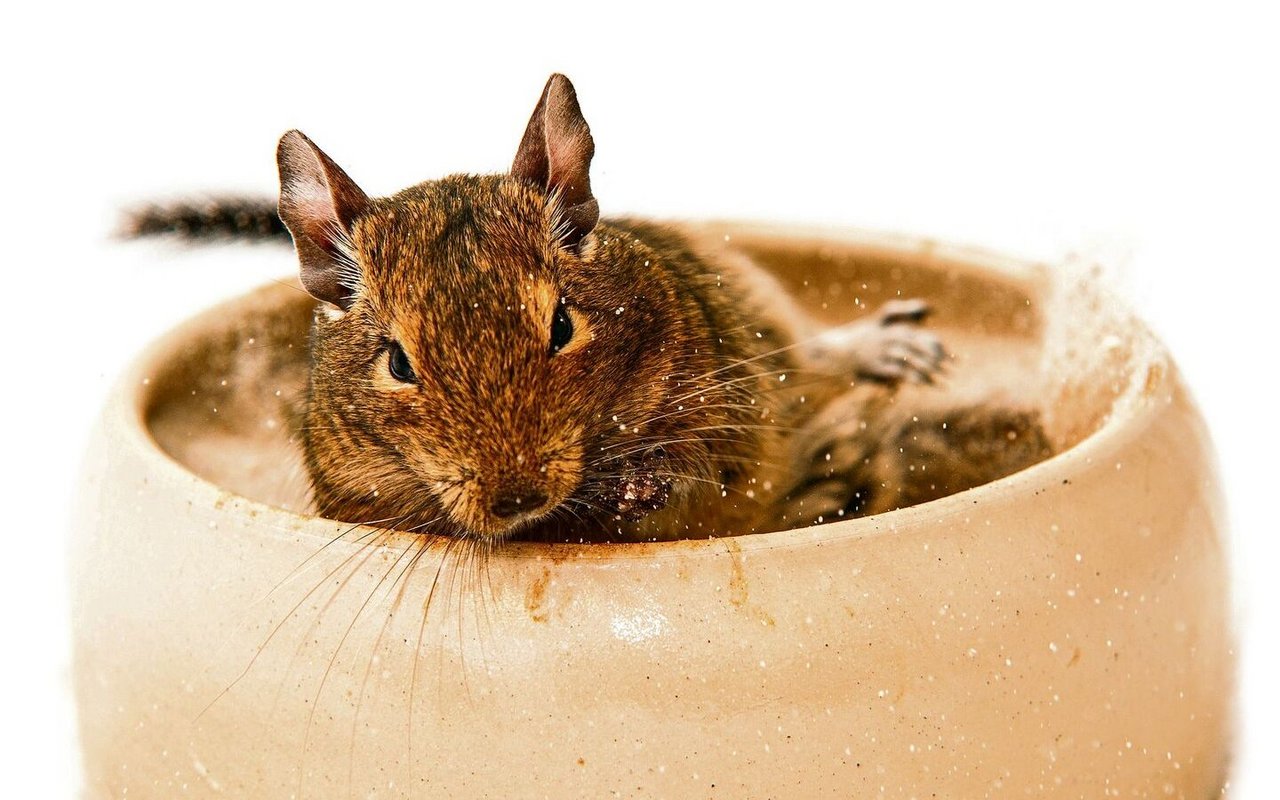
[277,130,371,310]
[511,74,599,251]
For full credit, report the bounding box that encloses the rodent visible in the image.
[127,73,1050,543]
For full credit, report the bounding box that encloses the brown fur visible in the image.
[302,173,811,541]
[277,74,1050,543]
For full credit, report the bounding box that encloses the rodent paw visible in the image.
[609,472,673,521]
[810,298,948,385]
[861,323,948,385]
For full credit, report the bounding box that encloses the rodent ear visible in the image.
[511,74,600,250]
[277,130,370,310]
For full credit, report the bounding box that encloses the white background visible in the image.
[4,2,1276,796]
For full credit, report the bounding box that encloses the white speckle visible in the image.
[610,608,669,643]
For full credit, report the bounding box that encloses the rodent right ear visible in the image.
[276,130,370,310]
[511,74,599,251]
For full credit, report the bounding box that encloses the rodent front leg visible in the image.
[802,299,947,385]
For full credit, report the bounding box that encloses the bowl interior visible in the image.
[141,224,1152,529]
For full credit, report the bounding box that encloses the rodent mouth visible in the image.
[435,445,590,539]
[450,502,570,543]
[439,477,577,541]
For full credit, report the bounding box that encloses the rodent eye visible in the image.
[549,301,574,354]
[387,342,417,383]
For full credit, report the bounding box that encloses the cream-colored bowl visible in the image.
[71,224,1232,798]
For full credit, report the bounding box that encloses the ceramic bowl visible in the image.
[71,223,1231,797]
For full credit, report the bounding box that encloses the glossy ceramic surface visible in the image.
[71,224,1231,797]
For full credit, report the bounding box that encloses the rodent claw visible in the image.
[862,322,947,386]
[877,298,931,326]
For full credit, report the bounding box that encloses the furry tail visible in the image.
[119,196,290,243]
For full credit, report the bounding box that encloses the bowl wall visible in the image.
[71,225,1231,797]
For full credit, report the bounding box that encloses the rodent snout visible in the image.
[440,441,584,537]
[458,470,565,537]
[488,485,550,519]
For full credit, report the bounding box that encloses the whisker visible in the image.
[347,531,433,793]
[409,535,463,773]
[291,528,394,796]
[260,512,414,604]
[669,318,866,386]
[619,400,770,430]
[683,423,803,434]
[196,518,404,722]
[593,433,749,456]
[661,365,828,410]
[300,530,420,788]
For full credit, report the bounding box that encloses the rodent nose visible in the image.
[489,487,550,518]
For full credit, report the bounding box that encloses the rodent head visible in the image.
[279,75,731,541]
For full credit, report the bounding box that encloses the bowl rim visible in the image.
[113,223,1171,562]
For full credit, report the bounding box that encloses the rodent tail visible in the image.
[118,196,291,243]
